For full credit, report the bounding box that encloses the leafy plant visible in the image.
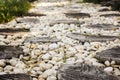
[0,0,31,23]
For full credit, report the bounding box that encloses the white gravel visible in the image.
[0,0,120,80]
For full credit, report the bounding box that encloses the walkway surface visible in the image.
[0,0,120,80]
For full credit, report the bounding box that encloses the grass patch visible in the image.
[0,0,31,23]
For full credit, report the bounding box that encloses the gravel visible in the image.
[0,0,120,80]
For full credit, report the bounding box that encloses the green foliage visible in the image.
[0,0,31,23]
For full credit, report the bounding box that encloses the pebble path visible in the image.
[0,0,120,80]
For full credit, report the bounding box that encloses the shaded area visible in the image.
[24,36,60,43]
[0,45,24,59]
[95,46,120,64]
[0,74,32,80]
[83,0,120,11]
[66,33,120,42]
[57,63,119,80]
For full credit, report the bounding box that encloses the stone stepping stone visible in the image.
[24,12,46,17]
[57,63,119,80]
[16,17,40,23]
[50,20,85,26]
[24,37,60,43]
[0,45,23,59]
[85,24,120,30]
[0,74,32,80]
[98,7,111,12]
[100,13,120,17]
[95,46,120,64]
[64,11,90,18]
[0,28,29,35]
[66,33,120,42]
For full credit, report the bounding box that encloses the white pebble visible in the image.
[104,67,113,73]
[4,65,13,72]
[0,67,3,72]
[9,59,18,66]
[49,43,58,50]
[15,61,25,69]
[111,61,116,65]
[114,68,120,76]
[0,59,6,67]
[41,69,57,78]
[13,68,24,73]
[47,76,57,80]
[42,53,51,60]
[104,61,110,66]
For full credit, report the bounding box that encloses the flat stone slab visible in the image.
[0,74,32,80]
[98,7,111,12]
[50,20,85,26]
[95,46,120,64]
[66,33,120,42]
[58,63,119,80]
[0,28,29,35]
[24,37,60,43]
[64,11,90,18]
[100,13,120,17]
[24,12,46,16]
[85,24,120,30]
[0,45,23,59]
[16,17,40,23]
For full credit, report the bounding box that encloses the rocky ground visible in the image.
[0,0,120,80]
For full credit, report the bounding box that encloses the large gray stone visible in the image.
[58,63,119,80]
[24,37,60,43]
[100,13,120,17]
[0,45,24,59]
[0,74,32,80]
[50,20,85,26]
[0,28,29,35]
[85,24,120,30]
[95,46,120,64]
[24,12,46,17]
[16,17,40,23]
[66,33,120,42]
[64,11,90,18]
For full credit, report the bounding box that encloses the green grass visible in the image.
[0,0,31,23]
